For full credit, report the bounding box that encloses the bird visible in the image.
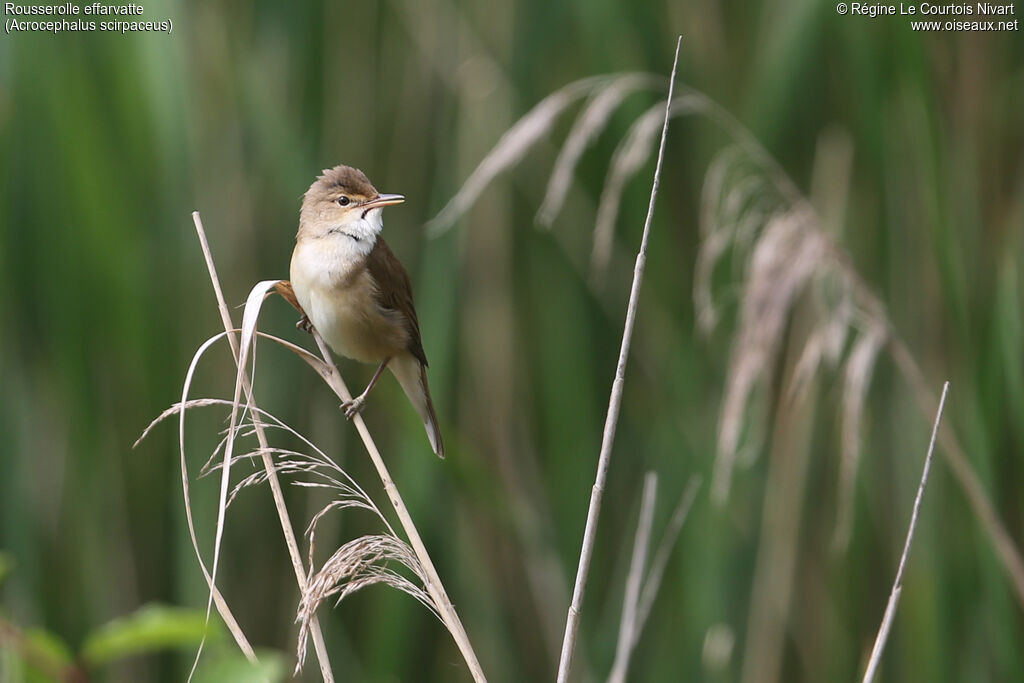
[289,164,444,457]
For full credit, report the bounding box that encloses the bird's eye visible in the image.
[337,196,351,206]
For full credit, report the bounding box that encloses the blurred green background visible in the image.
[2,1,1023,681]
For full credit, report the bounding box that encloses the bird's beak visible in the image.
[362,193,405,210]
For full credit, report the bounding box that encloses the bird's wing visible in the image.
[366,238,428,367]
[274,280,304,314]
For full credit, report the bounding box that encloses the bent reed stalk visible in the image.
[192,213,335,682]
[185,213,485,682]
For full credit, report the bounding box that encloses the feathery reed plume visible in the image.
[136,214,485,682]
[537,74,663,228]
[590,95,703,280]
[422,32,1024,673]
[834,321,886,549]
[426,73,669,238]
[297,535,436,668]
[707,207,828,502]
[427,75,617,237]
[694,135,1024,602]
[140,393,441,675]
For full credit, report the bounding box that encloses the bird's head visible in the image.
[298,164,404,243]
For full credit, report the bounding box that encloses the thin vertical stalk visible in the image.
[607,473,658,683]
[888,337,1024,604]
[556,36,682,683]
[861,381,949,683]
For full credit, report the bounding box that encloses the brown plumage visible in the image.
[365,238,428,368]
[289,164,444,457]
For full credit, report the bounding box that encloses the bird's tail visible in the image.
[390,354,445,458]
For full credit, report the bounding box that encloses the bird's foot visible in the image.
[296,315,314,334]
[340,396,366,420]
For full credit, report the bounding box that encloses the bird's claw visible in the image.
[296,315,314,334]
[340,396,366,420]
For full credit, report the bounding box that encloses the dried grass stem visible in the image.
[861,381,949,683]
[556,36,682,683]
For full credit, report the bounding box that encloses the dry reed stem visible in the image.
[139,392,434,669]
[606,481,704,683]
[738,316,819,683]
[607,475,700,683]
[636,476,701,633]
[556,36,682,683]
[136,334,257,668]
[236,279,486,679]
[301,329,488,683]
[175,330,260,678]
[862,381,949,683]
[607,473,657,683]
[888,338,1024,606]
[406,29,1021,669]
[186,217,484,679]
[191,213,335,682]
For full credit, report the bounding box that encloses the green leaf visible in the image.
[0,627,75,683]
[80,604,218,667]
[23,629,74,670]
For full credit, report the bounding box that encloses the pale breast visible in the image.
[290,238,410,363]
